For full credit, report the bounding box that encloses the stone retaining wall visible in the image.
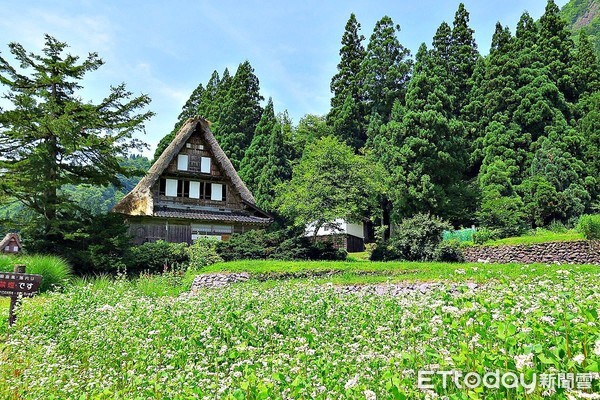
[463,240,600,265]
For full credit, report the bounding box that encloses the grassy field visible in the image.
[479,229,584,246]
[201,259,600,284]
[0,261,598,399]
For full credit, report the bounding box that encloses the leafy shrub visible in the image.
[577,214,600,240]
[312,241,347,261]
[216,230,279,261]
[547,219,568,233]
[371,213,452,261]
[478,195,527,238]
[434,240,465,262]
[126,240,189,274]
[186,238,223,270]
[270,236,314,260]
[472,227,499,245]
[22,211,132,275]
[0,255,71,292]
[217,229,347,261]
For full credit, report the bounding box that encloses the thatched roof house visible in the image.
[112,117,271,244]
[0,232,22,254]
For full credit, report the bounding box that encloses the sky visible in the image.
[0,0,569,157]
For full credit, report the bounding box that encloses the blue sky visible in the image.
[0,0,568,156]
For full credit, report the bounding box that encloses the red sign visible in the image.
[0,272,42,297]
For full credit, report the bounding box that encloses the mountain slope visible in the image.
[561,0,600,56]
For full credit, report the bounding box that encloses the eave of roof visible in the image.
[152,210,271,224]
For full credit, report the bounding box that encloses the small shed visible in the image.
[305,219,365,252]
[0,233,22,254]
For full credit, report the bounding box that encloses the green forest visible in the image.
[159,1,599,232]
[0,0,599,273]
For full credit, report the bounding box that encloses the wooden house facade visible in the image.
[112,118,271,244]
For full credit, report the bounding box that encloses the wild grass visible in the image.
[0,254,71,292]
[479,229,584,246]
[199,259,600,283]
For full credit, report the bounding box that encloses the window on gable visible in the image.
[189,181,201,199]
[177,154,189,171]
[201,157,211,173]
[165,179,178,197]
[211,183,223,201]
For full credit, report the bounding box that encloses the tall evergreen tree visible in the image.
[256,120,293,211]
[328,14,367,150]
[381,45,470,222]
[215,61,263,170]
[208,67,232,132]
[239,98,277,194]
[538,0,576,102]
[360,16,412,123]
[449,3,479,114]
[329,14,365,111]
[0,35,153,239]
[199,70,220,119]
[572,30,600,109]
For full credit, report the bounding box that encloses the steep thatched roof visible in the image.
[0,233,21,250]
[112,117,257,216]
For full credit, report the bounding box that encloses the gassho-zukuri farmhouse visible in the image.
[112,117,272,244]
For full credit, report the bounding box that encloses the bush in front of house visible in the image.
[126,240,190,274]
[22,211,132,275]
[0,254,71,292]
[577,214,600,240]
[216,229,348,261]
[270,236,347,261]
[370,213,462,262]
[216,230,281,261]
[186,238,223,270]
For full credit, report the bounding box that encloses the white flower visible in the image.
[148,330,159,336]
[455,269,466,275]
[363,389,376,400]
[345,375,359,390]
[97,304,114,312]
[572,353,585,365]
[541,315,555,324]
[514,353,534,370]
[594,340,600,357]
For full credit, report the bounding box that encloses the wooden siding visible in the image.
[127,217,263,245]
[165,135,222,176]
[151,134,245,211]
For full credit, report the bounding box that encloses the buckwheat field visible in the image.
[1,268,598,399]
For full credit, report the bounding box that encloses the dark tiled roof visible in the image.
[153,210,271,224]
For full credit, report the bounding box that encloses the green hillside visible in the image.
[561,0,600,56]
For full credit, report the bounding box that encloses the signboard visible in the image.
[0,272,42,297]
